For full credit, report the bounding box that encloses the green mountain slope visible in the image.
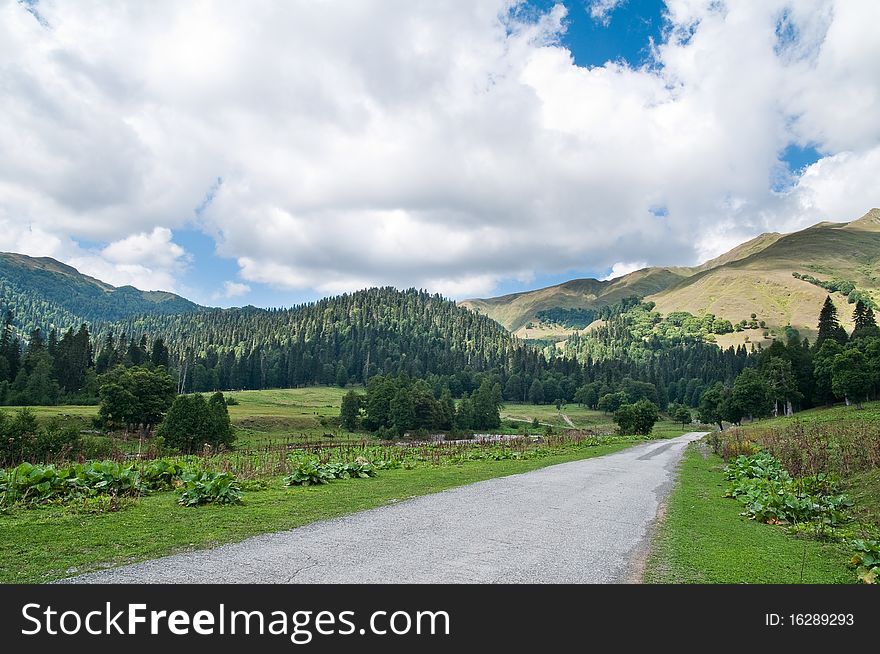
[651,208,880,340]
[0,252,202,332]
[462,268,691,335]
[464,208,880,345]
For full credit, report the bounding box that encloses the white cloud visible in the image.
[588,1,627,26]
[601,261,648,281]
[219,281,251,299]
[68,228,189,291]
[0,0,878,300]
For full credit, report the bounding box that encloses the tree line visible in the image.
[697,297,880,428]
[1,289,755,412]
[340,373,502,438]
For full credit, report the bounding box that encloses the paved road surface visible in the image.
[62,432,706,584]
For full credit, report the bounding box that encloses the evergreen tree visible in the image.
[816,296,848,347]
[851,300,880,340]
[156,393,234,453]
[503,374,523,402]
[472,379,501,429]
[763,356,801,416]
[437,388,455,431]
[207,391,235,447]
[813,339,843,405]
[389,386,414,436]
[340,390,362,430]
[150,337,170,369]
[528,379,545,405]
[335,363,349,388]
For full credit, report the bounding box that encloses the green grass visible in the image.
[225,387,355,446]
[0,440,638,583]
[645,442,854,584]
[843,468,880,530]
[2,388,693,449]
[742,399,880,431]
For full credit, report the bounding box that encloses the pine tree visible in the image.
[851,300,880,340]
[816,296,848,347]
[340,390,362,431]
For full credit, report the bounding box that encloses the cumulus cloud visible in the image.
[69,228,189,291]
[218,281,251,299]
[601,261,648,281]
[1,0,879,300]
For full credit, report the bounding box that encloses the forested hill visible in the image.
[0,255,750,408]
[111,287,545,391]
[0,252,201,331]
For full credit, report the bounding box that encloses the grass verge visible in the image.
[644,442,854,584]
[1,440,639,584]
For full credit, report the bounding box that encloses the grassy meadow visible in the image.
[2,387,691,449]
[0,387,698,582]
[647,400,880,584]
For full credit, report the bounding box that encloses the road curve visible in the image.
[62,432,707,584]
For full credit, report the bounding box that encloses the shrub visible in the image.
[283,458,378,486]
[156,392,236,453]
[0,409,39,466]
[284,460,332,486]
[0,460,143,507]
[850,540,879,584]
[724,452,852,526]
[141,459,185,491]
[176,470,243,506]
[78,435,115,460]
[31,419,80,461]
[614,399,659,435]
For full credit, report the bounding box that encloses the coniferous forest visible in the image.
[4,261,879,429]
[2,284,751,410]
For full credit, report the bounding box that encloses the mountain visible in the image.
[0,252,202,332]
[462,268,692,337]
[464,208,880,346]
[108,287,543,391]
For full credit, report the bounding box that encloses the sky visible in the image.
[1,0,879,307]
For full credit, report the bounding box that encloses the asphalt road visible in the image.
[62,431,707,584]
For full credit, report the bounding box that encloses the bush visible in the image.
[0,409,39,466]
[724,452,852,526]
[284,460,332,486]
[176,470,243,506]
[31,419,80,461]
[614,399,659,435]
[141,459,185,491]
[78,435,115,460]
[283,458,378,486]
[0,460,144,507]
[156,392,236,453]
[850,540,880,584]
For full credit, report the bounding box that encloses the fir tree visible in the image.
[851,300,879,340]
[816,296,848,347]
